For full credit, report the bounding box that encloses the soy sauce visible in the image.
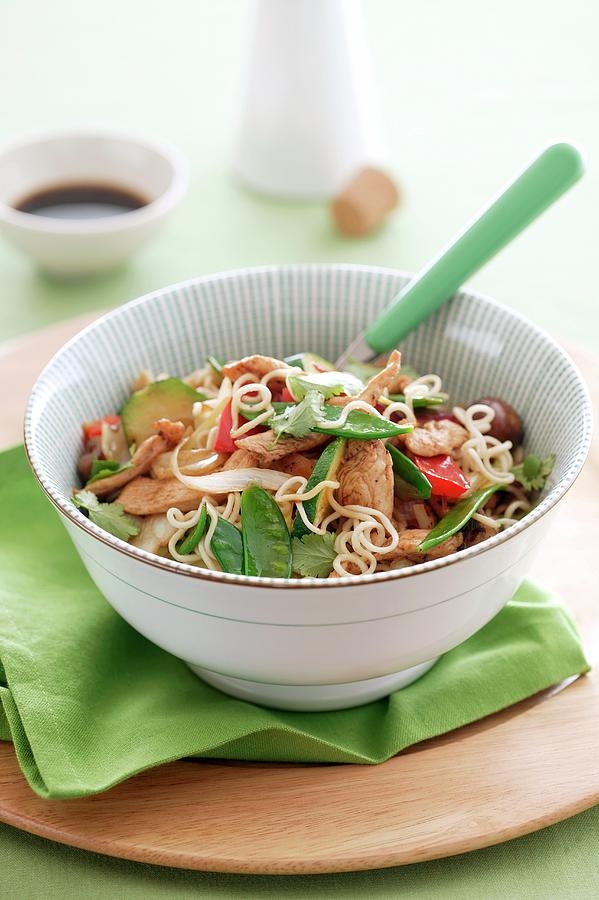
[15,183,148,220]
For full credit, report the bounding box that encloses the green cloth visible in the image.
[0,445,589,800]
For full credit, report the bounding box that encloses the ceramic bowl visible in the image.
[0,128,188,277]
[25,265,592,710]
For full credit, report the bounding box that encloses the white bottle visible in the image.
[232,0,385,198]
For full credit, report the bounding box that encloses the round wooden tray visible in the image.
[0,314,598,875]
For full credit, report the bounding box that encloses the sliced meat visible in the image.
[235,429,328,462]
[131,514,177,554]
[387,372,413,394]
[131,369,154,392]
[376,529,463,562]
[330,349,402,408]
[404,419,468,457]
[78,435,102,482]
[392,499,437,531]
[337,439,394,519]
[358,350,401,406]
[223,448,261,470]
[271,452,315,480]
[84,434,169,497]
[154,418,186,445]
[118,477,202,515]
[463,519,497,548]
[221,354,288,385]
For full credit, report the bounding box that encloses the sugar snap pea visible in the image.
[241,484,292,578]
[211,517,244,574]
[388,394,445,408]
[313,407,412,439]
[418,483,507,553]
[176,505,208,554]
[387,443,432,500]
[242,401,412,440]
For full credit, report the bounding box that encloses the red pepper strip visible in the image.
[214,400,266,453]
[83,414,121,441]
[280,387,295,403]
[413,454,470,499]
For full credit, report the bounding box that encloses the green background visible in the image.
[1,0,598,896]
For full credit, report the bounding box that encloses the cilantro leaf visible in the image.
[287,371,363,402]
[270,390,324,441]
[292,532,337,578]
[287,375,344,401]
[73,490,140,541]
[511,453,556,492]
[87,459,134,484]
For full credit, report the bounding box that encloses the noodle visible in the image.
[453,403,515,489]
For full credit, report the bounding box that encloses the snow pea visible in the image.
[418,482,507,553]
[241,484,292,578]
[388,394,445,408]
[242,402,412,440]
[176,505,208,555]
[387,444,432,500]
[313,407,412,439]
[211,517,244,574]
[207,355,224,382]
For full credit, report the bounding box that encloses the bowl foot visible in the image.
[187,658,439,711]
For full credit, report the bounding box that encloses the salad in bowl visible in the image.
[74,349,554,581]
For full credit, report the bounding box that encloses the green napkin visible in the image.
[0,446,590,799]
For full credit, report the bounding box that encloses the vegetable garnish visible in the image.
[207,355,224,376]
[511,454,556,492]
[268,392,413,443]
[418,483,507,553]
[292,532,337,578]
[211,517,244,575]
[388,394,445,408]
[83,414,121,441]
[270,390,325,441]
[241,485,292,578]
[176,505,208,555]
[413,454,470,499]
[73,490,140,541]
[387,444,432,500]
[287,371,363,402]
[215,398,268,453]
[87,459,134,484]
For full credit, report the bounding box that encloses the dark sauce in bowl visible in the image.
[15,183,149,220]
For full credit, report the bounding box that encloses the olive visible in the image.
[474,396,523,445]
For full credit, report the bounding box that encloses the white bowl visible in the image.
[25,265,592,710]
[0,128,188,277]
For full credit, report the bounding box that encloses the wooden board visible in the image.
[0,314,598,875]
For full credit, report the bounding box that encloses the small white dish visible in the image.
[0,127,188,277]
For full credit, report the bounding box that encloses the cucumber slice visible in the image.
[292,437,346,539]
[121,378,206,444]
[284,352,336,373]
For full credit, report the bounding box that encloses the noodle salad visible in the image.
[72,350,555,579]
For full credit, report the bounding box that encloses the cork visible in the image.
[331,167,399,236]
